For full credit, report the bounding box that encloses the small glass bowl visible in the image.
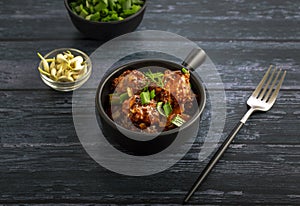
[38,48,92,92]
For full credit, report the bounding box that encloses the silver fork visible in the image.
[184,66,286,203]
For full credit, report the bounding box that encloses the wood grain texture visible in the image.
[0,89,299,204]
[0,0,300,40]
[0,0,299,204]
[0,90,299,145]
[0,143,299,204]
[0,40,299,90]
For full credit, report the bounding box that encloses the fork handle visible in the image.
[183,121,244,204]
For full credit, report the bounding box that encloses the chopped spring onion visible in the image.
[157,102,172,117]
[163,102,172,117]
[109,92,129,104]
[171,115,186,127]
[182,67,189,74]
[79,4,89,17]
[140,91,150,105]
[86,11,101,21]
[69,0,144,22]
[157,102,166,117]
[144,70,164,88]
[119,92,129,103]
[150,89,156,99]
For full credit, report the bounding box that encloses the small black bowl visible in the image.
[95,57,206,156]
[64,0,147,40]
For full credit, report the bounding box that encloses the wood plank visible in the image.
[0,40,299,90]
[1,0,299,205]
[0,0,299,40]
[0,90,299,145]
[0,143,298,204]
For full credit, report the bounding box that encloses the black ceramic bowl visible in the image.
[64,0,147,40]
[95,49,207,156]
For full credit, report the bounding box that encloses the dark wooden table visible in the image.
[1,0,299,205]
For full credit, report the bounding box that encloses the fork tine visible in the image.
[268,70,286,104]
[263,69,281,101]
[259,67,277,100]
[252,65,273,98]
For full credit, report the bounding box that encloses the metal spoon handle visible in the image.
[183,121,244,203]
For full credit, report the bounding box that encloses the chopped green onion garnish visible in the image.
[171,115,186,127]
[163,102,172,117]
[157,102,166,116]
[119,92,129,103]
[79,4,89,18]
[69,0,144,22]
[94,1,107,11]
[121,0,131,10]
[140,91,150,105]
[144,70,164,88]
[150,89,156,99]
[109,92,128,104]
[182,67,189,74]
